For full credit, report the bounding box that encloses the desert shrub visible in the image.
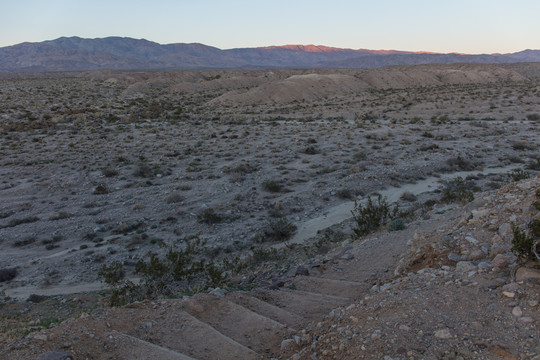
[303,145,319,155]
[197,208,223,224]
[351,195,398,238]
[531,218,540,238]
[12,236,36,247]
[102,167,118,177]
[336,188,356,200]
[262,180,283,193]
[93,184,108,195]
[439,177,476,204]
[444,156,476,171]
[388,218,406,232]
[99,237,227,305]
[526,158,540,170]
[512,141,531,151]
[400,191,417,202]
[4,216,39,228]
[508,168,530,181]
[526,113,540,121]
[133,161,154,178]
[166,191,183,204]
[0,267,17,282]
[263,218,297,242]
[511,225,535,262]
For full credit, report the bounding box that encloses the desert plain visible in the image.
[0,63,539,359]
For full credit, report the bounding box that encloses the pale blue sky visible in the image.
[0,0,538,53]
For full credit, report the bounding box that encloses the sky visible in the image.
[0,0,539,54]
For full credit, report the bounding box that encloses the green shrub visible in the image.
[531,219,540,238]
[99,237,228,305]
[526,158,540,170]
[439,177,476,204]
[511,225,535,262]
[351,195,398,238]
[508,168,530,182]
[263,218,297,242]
[388,218,406,232]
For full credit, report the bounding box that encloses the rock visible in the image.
[281,339,297,351]
[434,328,452,339]
[371,330,382,340]
[399,324,410,331]
[36,352,73,360]
[511,306,523,317]
[210,288,225,297]
[448,252,461,262]
[502,291,515,298]
[519,316,534,323]
[515,267,540,282]
[490,243,506,259]
[465,236,479,245]
[455,261,476,273]
[468,249,484,261]
[491,254,509,270]
[33,333,48,341]
[498,223,513,241]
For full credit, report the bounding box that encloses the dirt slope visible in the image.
[3,176,538,360]
[208,64,528,106]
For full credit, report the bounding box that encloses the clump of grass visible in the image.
[262,180,283,193]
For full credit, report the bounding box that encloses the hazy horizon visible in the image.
[1,0,539,54]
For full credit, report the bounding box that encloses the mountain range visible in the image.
[0,36,539,72]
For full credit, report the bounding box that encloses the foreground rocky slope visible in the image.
[3,176,538,359]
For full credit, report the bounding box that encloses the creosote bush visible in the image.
[262,180,283,193]
[511,225,535,262]
[351,195,398,238]
[99,237,229,306]
[197,208,223,224]
[263,218,297,242]
[439,177,476,204]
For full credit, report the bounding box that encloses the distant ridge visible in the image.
[0,36,539,72]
